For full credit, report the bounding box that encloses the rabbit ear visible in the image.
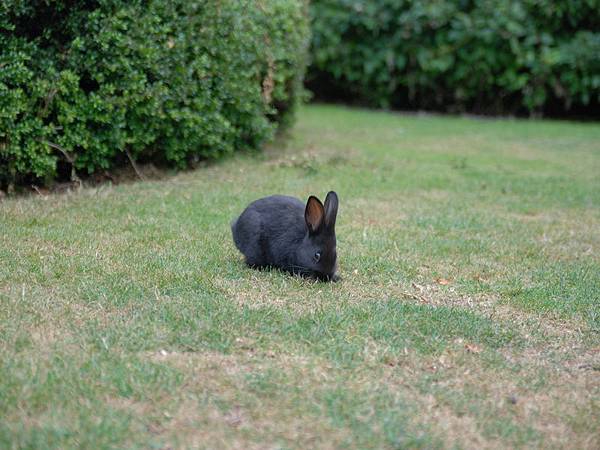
[324,191,338,230]
[305,196,325,233]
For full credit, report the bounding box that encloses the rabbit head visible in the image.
[296,191,339,280]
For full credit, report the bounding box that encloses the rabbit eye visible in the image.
[314,251,321,262]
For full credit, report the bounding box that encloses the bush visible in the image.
[0,0,309,188]
[309,0,600,116]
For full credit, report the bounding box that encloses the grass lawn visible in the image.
[1,104,599,449]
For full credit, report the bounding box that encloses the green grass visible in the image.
[1,104,599,449]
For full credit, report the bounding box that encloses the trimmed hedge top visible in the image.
[0,0,309,188]
[309,0,600,116]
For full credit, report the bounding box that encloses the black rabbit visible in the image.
[231,191,339,281]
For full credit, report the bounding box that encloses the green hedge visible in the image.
[0,0,309,187]
[309,0,600,115]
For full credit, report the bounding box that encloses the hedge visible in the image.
[308,0,600,116]
[0,0,309,188]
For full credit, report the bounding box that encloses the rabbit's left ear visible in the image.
[324,191,338,230]
[305,196,325,234]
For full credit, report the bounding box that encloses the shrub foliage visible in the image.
[309,0,600,115]
[0,0,309,187]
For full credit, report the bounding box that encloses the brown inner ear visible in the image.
[305,197,324,232]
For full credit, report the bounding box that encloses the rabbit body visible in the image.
[232,192,339,281]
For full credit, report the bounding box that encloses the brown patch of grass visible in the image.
[347,198,409,229]
[144,350,352,449]
[382,342,600,449]
[509,209,600,262]
[346,191,453,230]
[141,331,600,450]
[105,396,153,417]
[212,275,308,310]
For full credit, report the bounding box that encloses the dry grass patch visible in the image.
[507,208,600,261]
[381,343,600,449]
[144,350,354,449]
[141,337,599,450]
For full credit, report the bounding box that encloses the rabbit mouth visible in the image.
[288,265,337,282]
[315,260,339,282]
[313,271,339,282]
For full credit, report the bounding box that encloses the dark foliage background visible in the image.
[308,0,600,116]
[0,0,309,188]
